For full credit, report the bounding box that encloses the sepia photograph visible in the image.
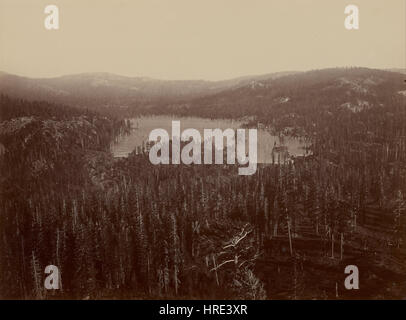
[0,0,405,307]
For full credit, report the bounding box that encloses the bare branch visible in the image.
[210,259,235,272]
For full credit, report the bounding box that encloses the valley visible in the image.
[0,67,405,299]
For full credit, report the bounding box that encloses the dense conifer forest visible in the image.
[1,68,405,299]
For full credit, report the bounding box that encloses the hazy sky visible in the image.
[0,0,404,80]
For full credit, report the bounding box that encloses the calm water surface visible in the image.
[111,115,310,163]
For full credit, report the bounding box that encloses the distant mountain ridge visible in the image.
[0,70,297,108]
[386,68,406,74]
[151,67,406,119]
[1,68,404,120]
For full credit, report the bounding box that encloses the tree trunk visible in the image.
[287,220,293,256]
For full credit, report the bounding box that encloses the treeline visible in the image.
[0,94,95,121]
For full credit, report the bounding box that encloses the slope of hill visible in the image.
[0,71,297,109]
[0,96,124,189]
[386,68,406,74]
[156,68,405,120]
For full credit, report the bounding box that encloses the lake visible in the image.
[111,116,311,164]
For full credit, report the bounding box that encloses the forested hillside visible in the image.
[0,71,295,110]
[148,68,404,120]
[1,67,406,299]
